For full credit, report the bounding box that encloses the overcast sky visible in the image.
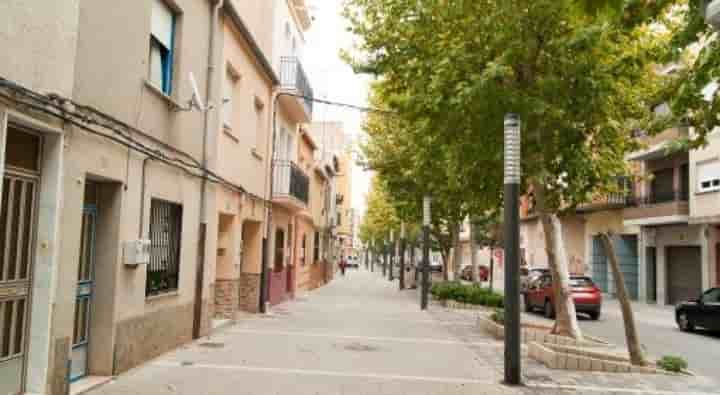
[303,0,373,217]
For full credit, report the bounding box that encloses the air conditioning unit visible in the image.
[123,240,151,266]
[706,0,720,28]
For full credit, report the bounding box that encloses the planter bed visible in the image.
[477,315,609,347]
[528,342,691,375]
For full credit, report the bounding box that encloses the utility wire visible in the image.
[0,76,384,206]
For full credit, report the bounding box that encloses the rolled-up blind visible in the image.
[151,0,174,49]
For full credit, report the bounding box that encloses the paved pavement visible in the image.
[522,298,720,378]
[86,269,719,395]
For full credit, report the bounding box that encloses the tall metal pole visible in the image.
[399,222,406,290]
[371,239,375,272]
[421,196,431,310]
[503,113,522,385]
[389,230,395,281]
[383,237,388,277]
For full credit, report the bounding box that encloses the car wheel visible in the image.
[677,312,694,332]
[544,300,555,319]
[524,296,533,313]
[588,311,601,320]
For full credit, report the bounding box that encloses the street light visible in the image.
[421,195,431,310]
[399,222,406,290]
[383,236,388,277]
[389,230,395,281]
[503,113,522,385]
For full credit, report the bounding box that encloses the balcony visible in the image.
[576,192,631,213]
[279,57,314,122]
[623,189,689,225]
[273,160,310,212]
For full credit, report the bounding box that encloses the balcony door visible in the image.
[651,168,674,203]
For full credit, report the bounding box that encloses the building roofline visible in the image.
[223,1,280,86]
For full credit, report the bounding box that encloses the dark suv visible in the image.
[676,288,720,332]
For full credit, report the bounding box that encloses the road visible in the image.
[523,298,720,377]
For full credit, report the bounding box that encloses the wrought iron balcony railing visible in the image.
[628,189,689,206]
[273,160,310,206]
[280,56,314,118]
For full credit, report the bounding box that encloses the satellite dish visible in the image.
[188,72,205,111]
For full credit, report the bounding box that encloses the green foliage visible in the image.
[430,281,504,307]
[656,355,688,373]
[491,309,505,325]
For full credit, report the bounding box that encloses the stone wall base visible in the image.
[239,273,261,313]
[214,279,240,319]
[114,301,194,374]
[528,342,669,374]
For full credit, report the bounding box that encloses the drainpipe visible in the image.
[193,0,223,339]
[139,157,153,238]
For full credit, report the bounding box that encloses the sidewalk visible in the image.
[84,270,718,395]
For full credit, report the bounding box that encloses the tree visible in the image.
[600,232,646,366]
[345,0,667,339]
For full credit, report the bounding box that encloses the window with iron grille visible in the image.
[313,231,320,262]
[146,199,183,296]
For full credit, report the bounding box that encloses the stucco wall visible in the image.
[520,215,586,274]
[228,0,275,59]
[0,0,79,96]
[690,131,720,222]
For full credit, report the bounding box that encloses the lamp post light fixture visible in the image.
[503,113,522,385]
[421,195,432,310]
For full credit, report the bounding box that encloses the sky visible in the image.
[303,0,373,218]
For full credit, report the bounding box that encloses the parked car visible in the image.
[459,265,490,281]
[675,287,720,332]
[521,268,549,293]
[524,274,602,320]
[429,261,443,273]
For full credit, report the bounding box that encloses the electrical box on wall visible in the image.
[123,240,151,266]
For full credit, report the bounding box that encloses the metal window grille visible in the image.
[313,231,320,262]
[146,199,183,296]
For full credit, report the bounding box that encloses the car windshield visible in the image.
[570,277,594,288]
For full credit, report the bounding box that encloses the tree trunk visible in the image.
[440,247,450,281]
[451,223,462,280]
[599,233,646,366]
[539,213,583,340]
[469,221,479,283]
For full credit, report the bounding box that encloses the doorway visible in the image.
[69,185,97,382]
[0,126,41,395]
[646,247,657,302]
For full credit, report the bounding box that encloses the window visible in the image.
[701,288,720,304]
[146,199,183,296]
[254,95,265,150]
[697,160,720,193]
[222,68,238,129]
[313,231,320,262]
[149,0,175,94]
[336,212,342,227]
[301,234,307,265]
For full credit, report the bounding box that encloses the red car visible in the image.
[524,275,602,320]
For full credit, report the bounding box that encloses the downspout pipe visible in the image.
[193,0,223,339]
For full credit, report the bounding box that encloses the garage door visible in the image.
[592,235,639,299]
[666,246,702,305]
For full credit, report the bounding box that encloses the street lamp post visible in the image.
[371,239,375,272]
[503,113,522,385]
[399,222,406,290]
[421,195,431,310]
[383,236,388,277]
[389,230,395,281]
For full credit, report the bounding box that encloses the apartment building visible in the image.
[212,1,278,319]
[266,0,315,306]
[1,0,220,393]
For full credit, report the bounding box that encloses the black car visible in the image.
[675,287,720,332]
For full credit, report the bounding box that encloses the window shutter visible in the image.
[698,160,720,192]
[151,0,174,49]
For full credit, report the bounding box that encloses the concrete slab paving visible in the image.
[86,269,720,395]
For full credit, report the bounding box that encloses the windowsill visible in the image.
[251,148,263,161]
[145,290,180,302]
[223,126,240,143]
[696,189,720,195]
[144,79,184,110]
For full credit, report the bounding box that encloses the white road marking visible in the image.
[151,361,497,385]
[149,362,719,395]
[527,383,719,395]
[223,329,496,347]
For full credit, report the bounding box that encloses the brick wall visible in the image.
[214,279,240,319]
[239,273,261,313]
